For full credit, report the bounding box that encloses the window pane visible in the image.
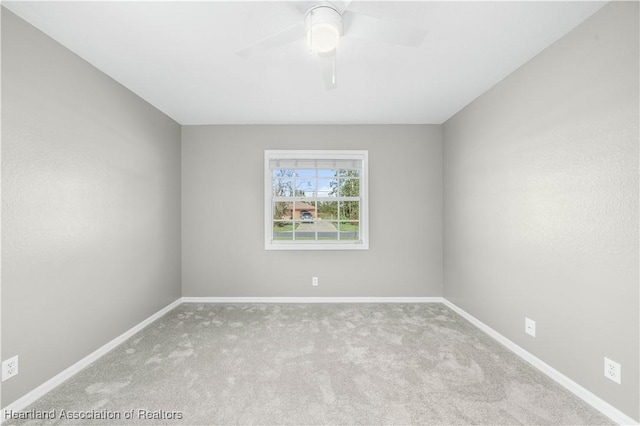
[273,179,294,197]
[294,201,316,221]
[318,222,339,240]
[296,178,316,197]
[273,202,292,220]
[273,222,296,240]
[339,201,359,220]
[336,169,360,178]
[338,178,360,197]
[295,169,316,178]
[296,220,339,240]
[317,201,338,220]
[273,169,295,178]
[339,221,359,240]
[317,169,336,178]
[318,178,338,197]
[294,221,315,240]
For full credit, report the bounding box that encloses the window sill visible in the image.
[265,241,369,251]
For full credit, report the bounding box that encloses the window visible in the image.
[265,150,369,250]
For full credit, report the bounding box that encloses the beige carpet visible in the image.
[7,303,612,425]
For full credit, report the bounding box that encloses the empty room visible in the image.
[1,1,638,425]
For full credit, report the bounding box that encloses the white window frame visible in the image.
[264,150,369,250]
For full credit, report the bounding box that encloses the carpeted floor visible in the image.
[8,303,612,425]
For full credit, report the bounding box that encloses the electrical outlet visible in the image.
[2,356,19,382]
[525,318,536,337]
[312,277,318,286]
[604,357,621,384]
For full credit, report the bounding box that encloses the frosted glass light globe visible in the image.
[305,6,341,53]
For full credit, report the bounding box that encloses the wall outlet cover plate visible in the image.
[604,357,621,384]
[2,356,19,382]
[525,318,536,337]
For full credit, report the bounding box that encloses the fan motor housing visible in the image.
[305,6,342,53]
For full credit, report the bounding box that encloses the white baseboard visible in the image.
[441,299,638,426]
[0,298,182,423]
[181,296,444,304]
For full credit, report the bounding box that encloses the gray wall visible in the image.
[443,1,639,421]
[1,9,182,407]
[182,125,443,297]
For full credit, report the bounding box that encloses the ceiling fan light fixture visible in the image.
[305,6,342,53]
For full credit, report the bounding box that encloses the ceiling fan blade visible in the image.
[236,21,305,59]
[343,11,427,47]
[318,50,337,91]
[288,1,315,15]
[332,0,353,15]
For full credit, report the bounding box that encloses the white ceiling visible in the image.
[4,1,606,125]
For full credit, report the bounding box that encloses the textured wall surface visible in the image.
[1,9,182,407]
[182,125,443,297]
[443,1,639,420]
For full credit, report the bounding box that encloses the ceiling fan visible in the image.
[236,1,427,90]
